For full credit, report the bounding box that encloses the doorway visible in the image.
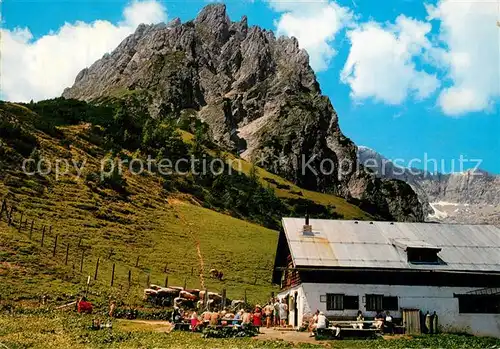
[294,292,298,327]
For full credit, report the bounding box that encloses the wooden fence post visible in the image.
[164,263,168,273]
[183,277,187,290]
[7,207,14,226]
[128,270,132,286]
[41,226,46,247]
[222,288,227,308]
[135,256,140,268]
[244,289,247,304]
[204,288,209,311]
[18,212,23,232]
[164,276,169,287]
[29,220,34,239]
[0,199,6,218]
[64,244,70,265]
[146,274,150,287]
[111,263,115,287]
[77,237,82,248]
[191,266,194,276]
[79,249,84,272]
[52,235,58,257]
[94,258,100,280]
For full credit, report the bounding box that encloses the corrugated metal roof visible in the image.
[282,218,500,273]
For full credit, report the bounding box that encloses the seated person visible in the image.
[317,313,340,338]
[209,311,219,326]
[354,310,364,329]
[171,306,182,323]
[374,310,385,330]
[233,310,243,325]
[242,311,253,327]
[190,312,200,331]
[384,311,394,334]
[308,310,319,337]
[77,297,93,314]
[316,311,327,329]
[202,311,211,325]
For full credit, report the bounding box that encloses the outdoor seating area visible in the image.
[305,310,405,340]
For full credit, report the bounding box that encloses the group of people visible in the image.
[374,310,394,333]
[179,306,265,331]
[264,298,289,328]
[172,298,290,332]
[306,309,395,337]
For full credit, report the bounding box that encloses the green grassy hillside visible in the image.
[0,99,371,306]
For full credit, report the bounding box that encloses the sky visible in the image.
[1,0,499,174]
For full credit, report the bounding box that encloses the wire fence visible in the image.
[0,197,270,303]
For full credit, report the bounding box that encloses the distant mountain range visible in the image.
[357,146,500,224]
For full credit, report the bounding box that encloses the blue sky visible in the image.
[1,0,499,174]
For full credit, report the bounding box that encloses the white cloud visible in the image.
[427,0,500,116]
[341,15,440,105]
[269,0,352,72]
[0,0,167,102]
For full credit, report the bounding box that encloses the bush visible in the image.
[0,119,38,156]
[99,160,127,194]
[201,325,259,338]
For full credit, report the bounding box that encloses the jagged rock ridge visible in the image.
[358,146,500,224]
[63,4,424,222]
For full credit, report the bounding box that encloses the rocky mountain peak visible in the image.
[167,17,181,28]
[62,4,424,222]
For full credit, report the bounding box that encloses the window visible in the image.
[366,295,399,311]
[457,295,500,314]
[407,248,439,264]
[326,294,360,310]
[326,294,343,310]
[382,296,399,311]
[344,296,359,310]
[366,294,383,311]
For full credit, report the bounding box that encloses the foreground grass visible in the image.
[0,313,315,349]
[1,313,499,349]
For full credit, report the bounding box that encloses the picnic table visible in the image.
[174,321,191,331]
[316,326,380,340]
[315,321,381,340]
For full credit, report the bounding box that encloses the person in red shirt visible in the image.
[77,297,93,314]
[252,306,262,330]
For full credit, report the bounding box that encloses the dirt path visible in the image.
[117,319,174,333]
[255,328,329,346]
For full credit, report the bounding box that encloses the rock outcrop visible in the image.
[358,146,500,224]
[63,4,424,222]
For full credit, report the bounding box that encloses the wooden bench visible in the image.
[339,328,380,339]
[174,322,191,331]
[315,327,380,340]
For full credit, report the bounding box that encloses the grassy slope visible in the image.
[0,102,369,306]
[178,130,370,220]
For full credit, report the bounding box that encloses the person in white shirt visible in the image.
[385,311,394,334]
[316,312,327,329]
[279,299,288,327]
[308,310,319,336]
